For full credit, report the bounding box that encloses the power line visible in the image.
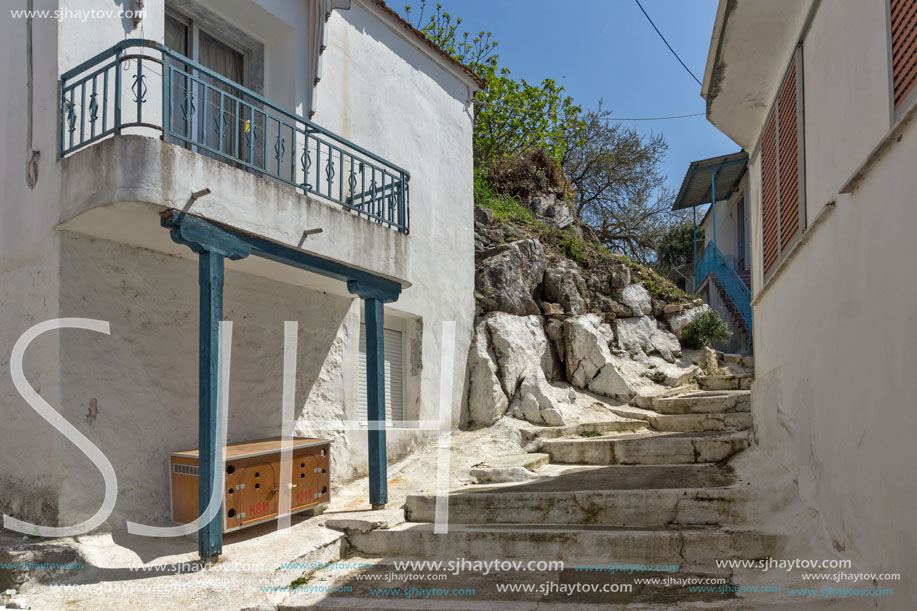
[474,99,704,122]
[633,0,703,87]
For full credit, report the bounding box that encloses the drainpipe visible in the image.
[25,0,40,188]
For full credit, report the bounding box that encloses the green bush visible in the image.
[680,310,732,349]
[559,234,587,264]
[474,168,532,221]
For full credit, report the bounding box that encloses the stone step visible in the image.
[609,406,752,432]
[633,383,698,409]
[722,353,754,369]
[405,465,776,528]
[699,374,754,391]
[540,431,751,465]
[651,390,751,415]
[521,419,649,443]
[347,522,781,565]
[279,559,731,609]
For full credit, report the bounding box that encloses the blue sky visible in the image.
[401,0,739,193]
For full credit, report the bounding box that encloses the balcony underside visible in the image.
[57,135,412,293]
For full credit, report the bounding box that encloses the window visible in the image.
[165,9,251,161]
[761,47,806,280]
[357,325,405,424]
[891,0,917,112]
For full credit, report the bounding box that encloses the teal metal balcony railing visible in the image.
[59,39,410,233]
[695,243,753,349]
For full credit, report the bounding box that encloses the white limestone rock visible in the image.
[666,304,710,338]
[509,370,571,427]
[588,359,637,401]
[467,318,509,427]
[564,314,614,388]
[486,313,555,397]
[614,315,682,363]
[615,283,653,317]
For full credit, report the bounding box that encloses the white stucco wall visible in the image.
[56,231,429,527]
[738,1,917,603]
[314,0,476,428]
[0,0,67,523]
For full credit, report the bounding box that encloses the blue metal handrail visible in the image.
[695,243,753,348]
[59,39,410,233]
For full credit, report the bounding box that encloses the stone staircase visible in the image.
[299,363,855,609]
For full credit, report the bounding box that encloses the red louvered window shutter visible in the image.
[891,0,917,110]
[777,60,801,252]
[761,113,779,276]
[760,48,805,280]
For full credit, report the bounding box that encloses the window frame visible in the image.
[165,8,250,86]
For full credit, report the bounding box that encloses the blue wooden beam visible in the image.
[161,211,402,302]
[198,251,224,562]
[364,297,388,509]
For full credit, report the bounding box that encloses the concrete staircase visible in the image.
[304,365,852,609]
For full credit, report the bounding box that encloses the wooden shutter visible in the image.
[777,60,801,252]
[357,325,404,423]
[891,0,917,109]
[760,48,805,279]
[761,113,780,276]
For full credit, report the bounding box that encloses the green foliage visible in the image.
[474,168,532,221]
[680,310,732,349]
[657,223,704,271]
[289,575,310,589]
[560,235,587,264]
[622,255,692,304]
[580,429,601,438]
[404,1,584,166]
[489,150,565,199]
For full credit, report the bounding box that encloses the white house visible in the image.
[703,0,917,600]
[671,151,752,353]
[0,0,481,560]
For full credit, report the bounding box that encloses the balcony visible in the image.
[59,39,410,234]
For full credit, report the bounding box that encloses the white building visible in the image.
[672,151,752,353]
[703,0,917,600]
[0,0,481,560]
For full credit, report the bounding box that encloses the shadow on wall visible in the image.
[53,232,351,531]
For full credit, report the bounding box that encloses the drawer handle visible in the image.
[313,468,322,473]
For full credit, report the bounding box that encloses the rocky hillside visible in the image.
[468,189,710,428]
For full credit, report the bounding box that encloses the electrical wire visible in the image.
[633,0,703,86]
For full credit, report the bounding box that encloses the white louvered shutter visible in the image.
[357,325,404,423]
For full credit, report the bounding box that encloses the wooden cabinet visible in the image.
[170,437,331,533]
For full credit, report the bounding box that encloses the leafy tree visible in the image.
[657,222,704,271]
[561,104,684,263]
[404,1,583,165]
[404,3,686,263]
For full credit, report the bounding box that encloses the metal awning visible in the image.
[672,151,749,210]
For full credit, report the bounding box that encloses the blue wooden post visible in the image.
[710,168,717,251]
[198,250,224,561]
[364,297,388,509]
[692,206,697,291]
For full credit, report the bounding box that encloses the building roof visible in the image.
[368,0,487,90]
[672,151,748,211]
